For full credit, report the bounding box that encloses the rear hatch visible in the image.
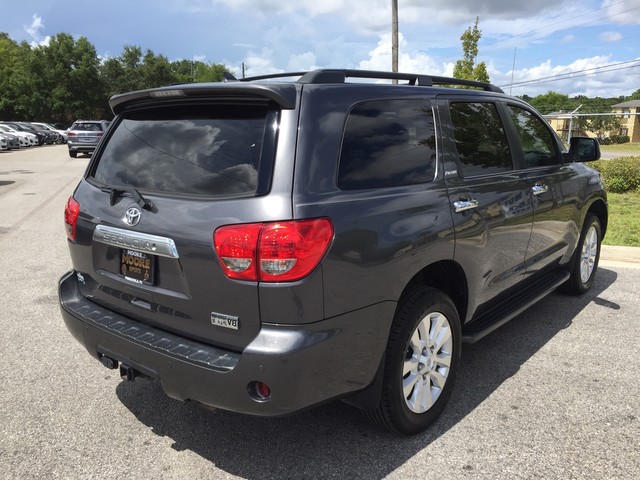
[68,122,104,146]
[67,84,298,351]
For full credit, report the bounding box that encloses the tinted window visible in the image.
[338,99,436,190]
[507,106,558,167]
[72,122,104,132]
[92,105,271,197]
[450,102,512,177]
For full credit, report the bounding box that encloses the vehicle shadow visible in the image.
[115,268,618,479]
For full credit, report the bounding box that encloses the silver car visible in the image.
[67,120,109,157]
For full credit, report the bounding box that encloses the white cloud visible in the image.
[24,13,50,46]
[287,52,318,71]
[358,33,446,75]
[24,13,44,39]
[561,34,576,44]
[599,31,623,42]
[604,0,640,25]
[497,55,638,97]
[242,47,283,76]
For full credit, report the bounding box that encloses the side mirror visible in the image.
[569,137,601,162]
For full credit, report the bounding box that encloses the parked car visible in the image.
[0,131,20,149]
[0,124,36,146]
[1,122,46,145]
[59,69,607,435]
[16,122,59,144]
[31,122,66,143]
[0,134,7,151]
[66,120,109,157]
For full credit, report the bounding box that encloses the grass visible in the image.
[600,142,640,154]
[603,191,640,247]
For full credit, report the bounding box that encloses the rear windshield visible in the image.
[72,122,104,131]
[91,105,274,197]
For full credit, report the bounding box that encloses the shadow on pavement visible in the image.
[115,268,618,479]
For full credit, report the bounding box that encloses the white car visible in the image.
[0,134,7,151]
[0,124,37,146]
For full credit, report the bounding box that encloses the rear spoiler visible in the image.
[109,83,297,114]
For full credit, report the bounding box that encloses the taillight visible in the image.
[64,196,80,242]
[214,218,333,282]
[214,224,262,281]
[67,132,76,137]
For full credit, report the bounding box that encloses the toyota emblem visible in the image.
[124,206,142,227]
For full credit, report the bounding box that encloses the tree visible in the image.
[528,91,573,115]
[5,33,104,122]
[0,33,29,119]
[584,114,621,140]
[0,31,234,122]
[171,59,230,84]
[453,17,489,83]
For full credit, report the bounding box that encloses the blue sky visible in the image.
[2,0,639,98]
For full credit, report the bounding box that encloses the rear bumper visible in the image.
[68,143,97,153]
[58,270,394,416]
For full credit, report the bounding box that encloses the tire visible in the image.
[561,213,601,295]
[69,150,77,158]
[365,287,461,435]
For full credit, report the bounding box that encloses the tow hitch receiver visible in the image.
[119,363,136,381]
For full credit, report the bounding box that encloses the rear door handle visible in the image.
[453,199,479,212]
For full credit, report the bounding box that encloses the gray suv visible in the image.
[67,120,109,157]
[59,69,606,434]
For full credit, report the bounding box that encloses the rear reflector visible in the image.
[64,196,80,242]
[214,218,333,282]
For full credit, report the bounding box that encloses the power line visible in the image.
[480,0,638,56]
[500,59,640,88]
[512,31,640,71]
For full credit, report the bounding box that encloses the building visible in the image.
[543,111,587,142]
[544,101,640,143]
[611,100,640,142]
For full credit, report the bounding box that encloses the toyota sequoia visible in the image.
[59,69,607,434]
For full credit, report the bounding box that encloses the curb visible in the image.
[600,245,640,269]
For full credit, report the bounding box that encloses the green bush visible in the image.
[599,135,630,145]
[607,135,630,144]
[589,156,640,193]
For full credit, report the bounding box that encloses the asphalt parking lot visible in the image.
[1,145,638,479]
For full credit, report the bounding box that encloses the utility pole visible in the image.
[392,0,398,83]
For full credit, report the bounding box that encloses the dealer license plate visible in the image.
[120,249,155,285]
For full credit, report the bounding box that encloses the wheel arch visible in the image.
[586,197,608,239]
[344,260,468,412]
[403,260,468,326]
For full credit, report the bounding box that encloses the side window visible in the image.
[338,99,436,190]
[507,105,558,167]
[449,102,513,177]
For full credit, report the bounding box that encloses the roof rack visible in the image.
[237,69,504,93]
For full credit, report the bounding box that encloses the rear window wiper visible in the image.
[100,184,154,211]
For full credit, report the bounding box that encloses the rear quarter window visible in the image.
[338,99,437,190]
[91,105,274,197]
